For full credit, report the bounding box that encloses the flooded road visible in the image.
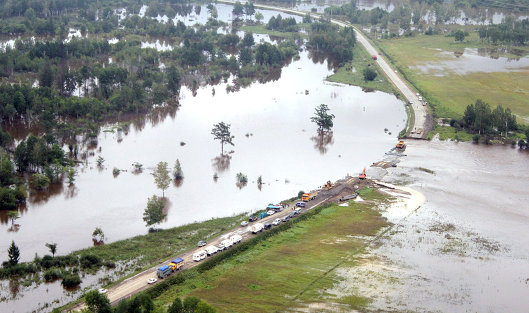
[331,139,529,312]
[0,48,406,264]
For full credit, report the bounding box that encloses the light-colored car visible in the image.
[217,242,225,250]
[197,240,207,247]
[295,207,301,214]
[229,234,242,244]
[267,210,275,216]
[147,278,157,284]
[240,221,249,227]
[98,288,107,294]
[272,218,281,226]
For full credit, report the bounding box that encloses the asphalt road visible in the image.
[219,0,432,138]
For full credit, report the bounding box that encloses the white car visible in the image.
[272,218,281,226]
[98,288,107,294]
[221,238,233,248]
[295,207,302,214]
[267,210,275,216]
[217,242,225,250]
[147,278,157,284]
[240,221,249,227]
[229,234,242,244]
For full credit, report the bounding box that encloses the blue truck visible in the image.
[157,265,172,279]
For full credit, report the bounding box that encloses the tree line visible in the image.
[307,21,356,65]
[478,17,529,45]
[451,99,518,136]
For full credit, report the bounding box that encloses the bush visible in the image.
[472,134,480,143]
[61,272,82,288]
[80,254,102,269]
[363,67,377,81]
[0,263,38,279]
[43,268,62,281]
[30,173,50,190]
[40,255,78,269]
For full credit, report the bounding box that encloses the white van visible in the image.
[221,238,233,248]
[249,223,264,234]
[192,250,207,262]
[229,234,242,244]
[205,245,218,256]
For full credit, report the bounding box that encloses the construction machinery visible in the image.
[322,181,334,190]
[359,168,366,180]
[396,140,405,149]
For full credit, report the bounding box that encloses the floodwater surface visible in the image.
[331,139,529,312]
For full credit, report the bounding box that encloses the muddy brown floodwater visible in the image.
[330,139,529,312]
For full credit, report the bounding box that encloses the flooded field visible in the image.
[331,139,529,312]
[413,47,529,76]
[0,46,406,265]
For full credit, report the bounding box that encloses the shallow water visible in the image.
[332,140,529,312]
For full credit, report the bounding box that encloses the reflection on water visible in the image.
[212,154,232,173]
[310,131,334,154]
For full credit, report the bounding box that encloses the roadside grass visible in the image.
[373,32,529,123]
[327,45,396,94]
[153,194,390,312]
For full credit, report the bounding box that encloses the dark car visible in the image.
[288,212,296,218]
[264,223,272,230]
[282,216,289,222]
[295,202,306,208]
[197,240,207,247]
[249,216,258,222]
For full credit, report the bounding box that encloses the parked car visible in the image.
[98,288,107,294]
[222,238,233,248]
[217,242,225,251]
[240,221,249,227]
[264,223,272,230]
[296,202,306,208]
[267,210,275,216]
[295,207,302,214]
[192,250,207,262]
[288,212,296,218]
[197,240,207,247]
[249,216,258,222]
[205,245,218,256]
[282,216,289,222]
[272,218,281,226]
[147,278,157,284]
[229,234,242,244]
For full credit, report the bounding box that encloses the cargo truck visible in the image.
[157,265,172,279]
[249,223,264,234]
[302,192,317,202]
[169,258,184,271]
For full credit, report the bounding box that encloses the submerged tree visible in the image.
[45,243,57,257]
[211,122,234,155]
[311,104,335,133]
[8,241,20,266]
[173,159,184,179]
[143,195,166,228]
[92,227,105,243]
[153,161,170,198]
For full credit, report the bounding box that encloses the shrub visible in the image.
[363,67,377,81]
[30,173,50,190]
[80,254,102,269]
[61,272,81,288]
[43,268,62,281]
[472,134,480,143]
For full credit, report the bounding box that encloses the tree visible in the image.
[167,65,181,94]
[232,2,244,20]
[8,241,20,266]
[7,211,19,227]
[168,297,184,313]
[183,297,201,312]
[45,243,57,257]
[310,104,335,133]
[96,156,105,167]
[363,67,377,81]
[85,290,112,313]
[39,62,53,88]
[454,29,466,42]
[143,195,166,228]
[0,154,15,186]
[255,12,264,24]
[211,122,234,155]
[92,227,105,242]
[173,159,183,179]
[153,161,170,198]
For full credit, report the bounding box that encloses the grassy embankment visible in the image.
[146,188,391,312]
[240,24,310,39]
[370,31,529,138]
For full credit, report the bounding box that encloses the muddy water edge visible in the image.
[327,139,529,312]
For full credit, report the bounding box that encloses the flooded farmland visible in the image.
[331,139,529,312]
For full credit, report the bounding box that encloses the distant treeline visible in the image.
[478,17,529,45]
[451,99,518,135]
[307,21,357,65]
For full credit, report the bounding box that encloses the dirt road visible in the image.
[219,0,432,138]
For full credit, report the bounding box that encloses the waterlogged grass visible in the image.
[152,196,389,312]
[327,45,396,94]
[71,214,247,269]
[426,125,475,141]
[373,32,529,123]
[240,24,309,39]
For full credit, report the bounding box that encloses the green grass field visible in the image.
[373,32,529,123]
[153,190,391,312]
[327,45,397,94]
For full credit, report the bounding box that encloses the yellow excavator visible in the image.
[322,180,334,190]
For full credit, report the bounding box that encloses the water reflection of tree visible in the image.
[311,131,334,155]
[173,178,183,188]
[212,154,232,173]
[64,185,79,199]
[308,50,339,70]
[28,183,64,204]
